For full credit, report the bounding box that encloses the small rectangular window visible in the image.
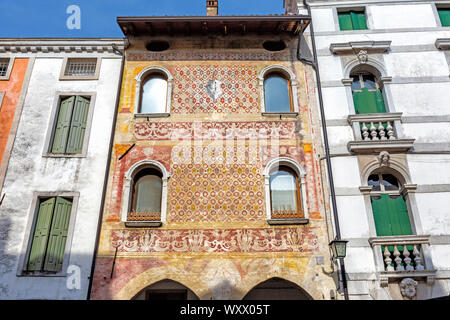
[64,58,97,77]
[438,8,450,27]
[51,96,91,155]
[338,10,367,30]
[0,58,10,77]
[27,197,72,273]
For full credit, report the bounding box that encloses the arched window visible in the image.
[368,171,412,236]
[264,73,293,112]
[269,166,303,219]
[131,168,162,214]
[140,74,168,114]
[350,68,386,114]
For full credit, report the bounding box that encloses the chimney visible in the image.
[206,0,218,16]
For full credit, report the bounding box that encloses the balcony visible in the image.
[125,211,162,227]
[369,235,435,286]
[347,112,415,153]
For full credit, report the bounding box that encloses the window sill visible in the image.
[0,76,11,81]
[134,113,170,119]
[59,76,99,81]
[267,218,309,225]
[42,153,86,158]
[125,220,163,228]
[262,112,298,118]
[17,271,66,277]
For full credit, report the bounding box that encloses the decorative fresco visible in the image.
[111,226,319,253]
[170,65,259,114]
[134,121,297,141]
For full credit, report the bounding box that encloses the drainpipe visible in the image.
[87,40,126,299]
[298,0,349,300]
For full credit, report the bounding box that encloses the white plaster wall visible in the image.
[369,4,437,29]
[310,8,336,32]
[415,192,450,235]
[336,195,371,238]
[407,154,450,185]
[344,247,376,273]
[322,87,350,119]
[390,83,450,116]
[403,123,450,144]
[385,52,449,78]
[428,245,450,271]
[0,56,122,299]
[318,56,343,81]
[331,157,361,188]
[327,126,354,148]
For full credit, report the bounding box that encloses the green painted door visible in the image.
[371,194,412,236]
[353,88,386,114]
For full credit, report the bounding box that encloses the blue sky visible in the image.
[0,0,285,37]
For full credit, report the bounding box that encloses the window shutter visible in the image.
[27,198,55,271]
[374,90,387,113]
[389,195,412,236]
[371,195,392,236]
[43,197,72,272]
[51,96,75,154]
[353,88,379,114]
[438,9,450,27]
[66,96,90,154]
[351,11,367,30]
[338,13,353,30]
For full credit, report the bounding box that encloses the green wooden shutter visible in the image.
[51,97,75,154]
[374,90,387,113]
[438,9,450,27]
[353,88,379,114]
[372,194,412,236]
[43,197,72,272]
[66,96,90,154]
[27,198,55,271]
[351,11,367,30]
[338,12,353,30]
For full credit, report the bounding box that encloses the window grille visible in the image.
[64,58,97,77]
[0,59,9,77]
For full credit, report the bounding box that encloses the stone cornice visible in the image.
[436,38,450,50]
[330,40,391,55]
[347,112,403,125]
[0,39,126,54]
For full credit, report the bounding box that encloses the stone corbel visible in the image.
[400,184,417,196]
[341,78,353,86]
[435,38,450,50]
[359,185,373,195]
[426,275,436,286]
[380,276,389,288]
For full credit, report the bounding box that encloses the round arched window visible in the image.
[140,74,168,114]
[131,168,163,213]
[269,166,302,218]
[264,73,292,113]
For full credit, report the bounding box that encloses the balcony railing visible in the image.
[368,235,435,285]
[347,113,415,153]
[125,211,162,227]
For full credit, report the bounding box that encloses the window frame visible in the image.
[263,72,294,113]
[17,192,80,277]
[134,66,173,118]
[59,57,101,81]
[336,7,368,31]
[130,168,163,215]
[258,65,299,116]
[0,57,14,81]
[138,73,169,114]
[121,160,170,227]
[43,92,96,158]
[268,166,304,219]
[263,157,309,225]
[436,4,450,27]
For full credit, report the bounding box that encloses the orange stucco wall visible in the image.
[0,58,28,167]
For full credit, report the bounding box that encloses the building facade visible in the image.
[286,0,450,299]
[90,12,340,300]
[0,39,125,299]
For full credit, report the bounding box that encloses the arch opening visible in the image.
[132,279,200,300]
[243,277,313,300]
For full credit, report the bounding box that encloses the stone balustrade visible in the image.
[369,235,431,272]
[360,121,396,141]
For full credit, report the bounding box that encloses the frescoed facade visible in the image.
[0,39,125,299]
[90,12,339,300]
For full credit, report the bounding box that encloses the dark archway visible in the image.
[132,279,199,300]
[243,277,313,300]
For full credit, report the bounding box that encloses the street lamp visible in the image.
[329,238,348,260]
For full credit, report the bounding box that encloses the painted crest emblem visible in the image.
[206,80,223,100]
